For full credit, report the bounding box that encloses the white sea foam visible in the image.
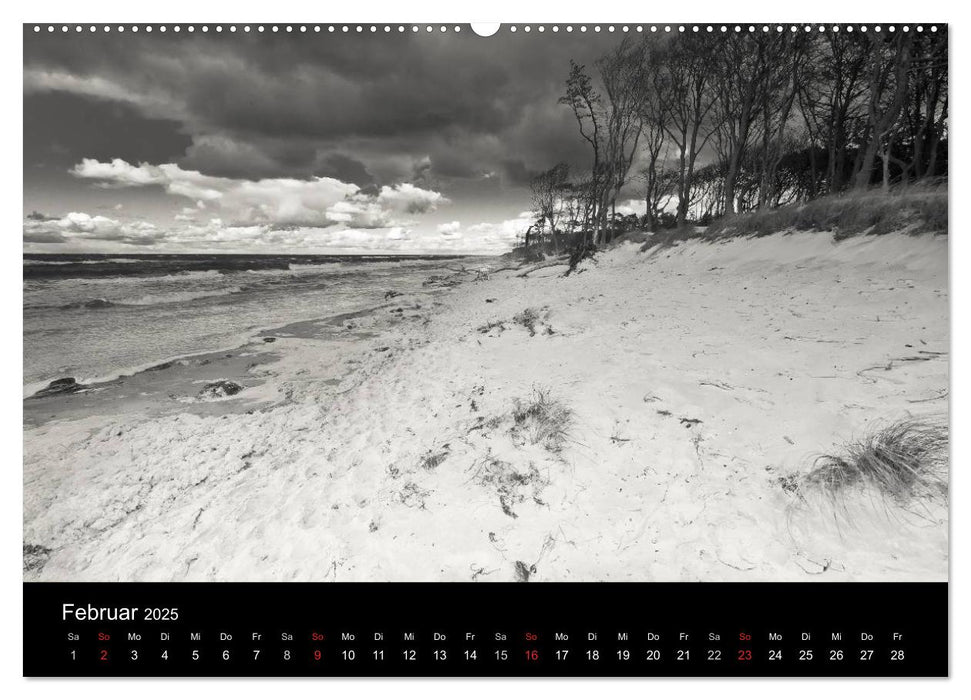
[23,257,453,394]
[121,287,245,306]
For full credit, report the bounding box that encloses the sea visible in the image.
[23,253,479,396]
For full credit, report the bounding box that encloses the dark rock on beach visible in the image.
[30,377,86,399]
[23,543,52,572]
[198,380,244,399]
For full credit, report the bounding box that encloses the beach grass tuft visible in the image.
[796,419,948,507]
[513,307,547,336]
[511,387,573,453]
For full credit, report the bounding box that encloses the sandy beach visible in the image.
[23,230,948,582]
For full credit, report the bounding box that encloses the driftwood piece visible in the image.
[517,260,569,278]
[488,265,526,275]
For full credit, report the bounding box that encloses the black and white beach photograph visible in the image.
[23,23,948,583]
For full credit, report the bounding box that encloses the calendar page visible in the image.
[22,20,948,677]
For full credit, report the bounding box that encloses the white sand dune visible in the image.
[23,230,948,582]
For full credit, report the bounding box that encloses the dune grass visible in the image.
[512,307,553,336]
[794,420,948,510]
[706,182,947,240]
[513,307,543,336]
[511,387,574,453]
[636,183,947,252]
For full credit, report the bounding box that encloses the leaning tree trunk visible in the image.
[855,137,881,190]
[880,135,893,191]
[855,37,912,190]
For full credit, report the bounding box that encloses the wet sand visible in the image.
[24,300,431,428]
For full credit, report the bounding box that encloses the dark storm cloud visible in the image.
[500,158,533,185]
[24,92,192,169]
[23,28,619,189]
[316,153,375,187]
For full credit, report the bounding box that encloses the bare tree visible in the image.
[595,37,650,241]
[563,178,595,236]
[552,30,946,239]
[660,35,724,226]
[800,33,869,193]
[635,161,678,227]
[754,36,805,207]
[560,61,606,246]
[637,43,673,229]
[714,33,773,214]
[904,31,948,180]
[561,39,651,246]
[854,32,913,189]
[530,163,570,252]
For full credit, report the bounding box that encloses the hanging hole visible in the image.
[470,23,501,37]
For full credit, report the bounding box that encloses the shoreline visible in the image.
[23,231,948,582]
[23,257,490,399]
[23,274,464,427]
[23,300,397,402]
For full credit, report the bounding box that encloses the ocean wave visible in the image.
[288,262,346,272]
[28,286,246,311]
[122,287,244,306]
[25,270,226,288]
[59,298,116,310]
[171,270,224,279]
[23,256,296,280]
[22,298,116,312]
[23,258,144,266]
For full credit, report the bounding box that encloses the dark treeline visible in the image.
[520,29,947,253]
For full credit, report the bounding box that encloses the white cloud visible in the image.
[174,207,199,223]
[463,212,535,247]
[28,167,531,254]
[376,183,446,215]
[425,213,534,253]
[24,211,164,246]
[72,159,166,187]
[70,158,447,230]
[58,212,121,234]
[324,184,448,229]
[436,221,462,238]
[25,208,531,254]
[324,199,391,228]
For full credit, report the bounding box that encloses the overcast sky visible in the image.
[24,26,631,255]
